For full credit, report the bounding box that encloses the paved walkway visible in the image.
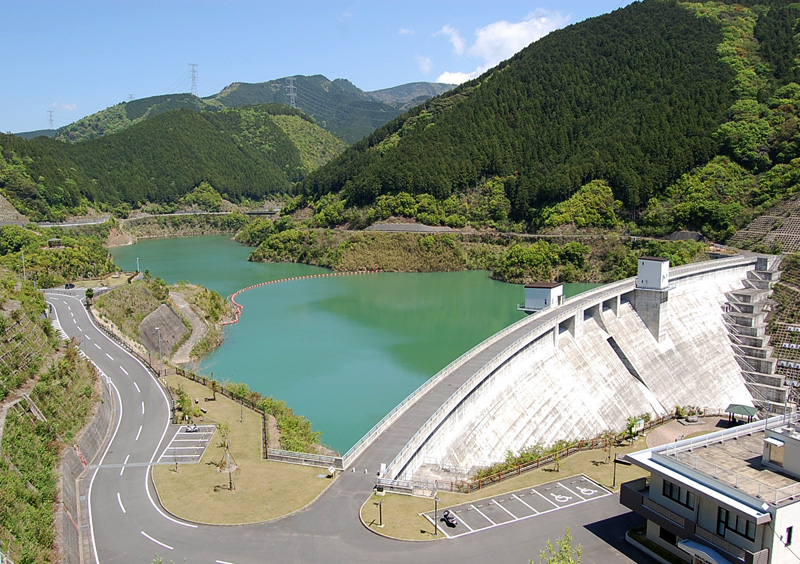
[646,416,727,448]
[169,292,208,365]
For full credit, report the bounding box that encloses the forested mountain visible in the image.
[55,94,223,142]
[48,76,454,145]
[14,129,56,140]
[0,105,346,220]
[367,82,455,110]
[300,0,800,241]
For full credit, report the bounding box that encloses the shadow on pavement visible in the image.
[584,511,659,564]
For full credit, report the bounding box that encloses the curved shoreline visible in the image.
[224,269,380,325]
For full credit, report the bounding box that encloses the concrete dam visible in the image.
[377,255,785,483]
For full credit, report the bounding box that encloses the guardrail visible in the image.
[266,449,343,469]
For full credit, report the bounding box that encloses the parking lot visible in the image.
[422,474,611,539]
[158,425,216,464]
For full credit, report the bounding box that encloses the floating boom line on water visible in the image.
[223,269,380,325]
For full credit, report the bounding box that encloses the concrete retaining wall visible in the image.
[58,375,114,564]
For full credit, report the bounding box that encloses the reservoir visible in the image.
[111,236,595,452]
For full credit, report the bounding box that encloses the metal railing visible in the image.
[266,449,342,469]
[657,413,800,504]
[378,256,761,479]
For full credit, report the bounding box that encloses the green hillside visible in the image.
[49,77,452,145]
[56,94,223,142]
[0,105,345,220]
[212,76,414,143]
[368,82,455,110]
[299,0,800,242]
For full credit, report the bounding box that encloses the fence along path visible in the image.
[222,269,380,325]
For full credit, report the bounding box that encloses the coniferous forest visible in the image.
[1,0,799,241]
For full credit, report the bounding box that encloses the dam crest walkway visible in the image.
[342,255,761,489]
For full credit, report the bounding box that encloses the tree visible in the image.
[85,287,94,305]
[535,528,582,564]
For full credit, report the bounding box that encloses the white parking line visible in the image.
[533,488,559,508]
[557,482,585,502]
[512,493,538,513]
[452,510,474,532]
[141,530,172,550]
[492,499,518,519]
[470,504,495,525]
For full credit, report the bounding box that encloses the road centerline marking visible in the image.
[141,530,172,550]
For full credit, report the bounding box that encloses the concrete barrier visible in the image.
[57,371,115,564]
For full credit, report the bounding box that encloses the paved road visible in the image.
[45,289,652,564]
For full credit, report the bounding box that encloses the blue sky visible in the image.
[3,1,632,133]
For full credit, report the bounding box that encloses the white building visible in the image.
[621,414,800,563]
[519,282,564,314]
[638,256,670,290]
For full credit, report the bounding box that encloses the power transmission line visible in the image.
[47,110,54,128]
[286,77,297,108]
[189,63,199,96]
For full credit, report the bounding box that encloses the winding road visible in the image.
[45,289,647,564]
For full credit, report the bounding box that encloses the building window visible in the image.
[658,526,677,546]
[717,507,756,542]
[662,479,696,510]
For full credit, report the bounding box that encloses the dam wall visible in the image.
[392,257,761,480]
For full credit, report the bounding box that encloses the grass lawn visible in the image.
[360,436,651,541]
[152,374,333,524]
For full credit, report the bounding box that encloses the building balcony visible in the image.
[619,479,769,564]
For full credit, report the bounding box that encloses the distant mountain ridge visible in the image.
[21,76,454,145]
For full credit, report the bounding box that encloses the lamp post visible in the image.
[434,496,440,536]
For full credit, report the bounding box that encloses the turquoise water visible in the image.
[111,236,595,452]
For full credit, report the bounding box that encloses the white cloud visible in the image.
[51,102,78,111]
[416,55,433,74]
[470,11,569,65]
[398,27,415,36]
[436,11,569,85]
[435,24,465,56]
[436,70,475,85]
